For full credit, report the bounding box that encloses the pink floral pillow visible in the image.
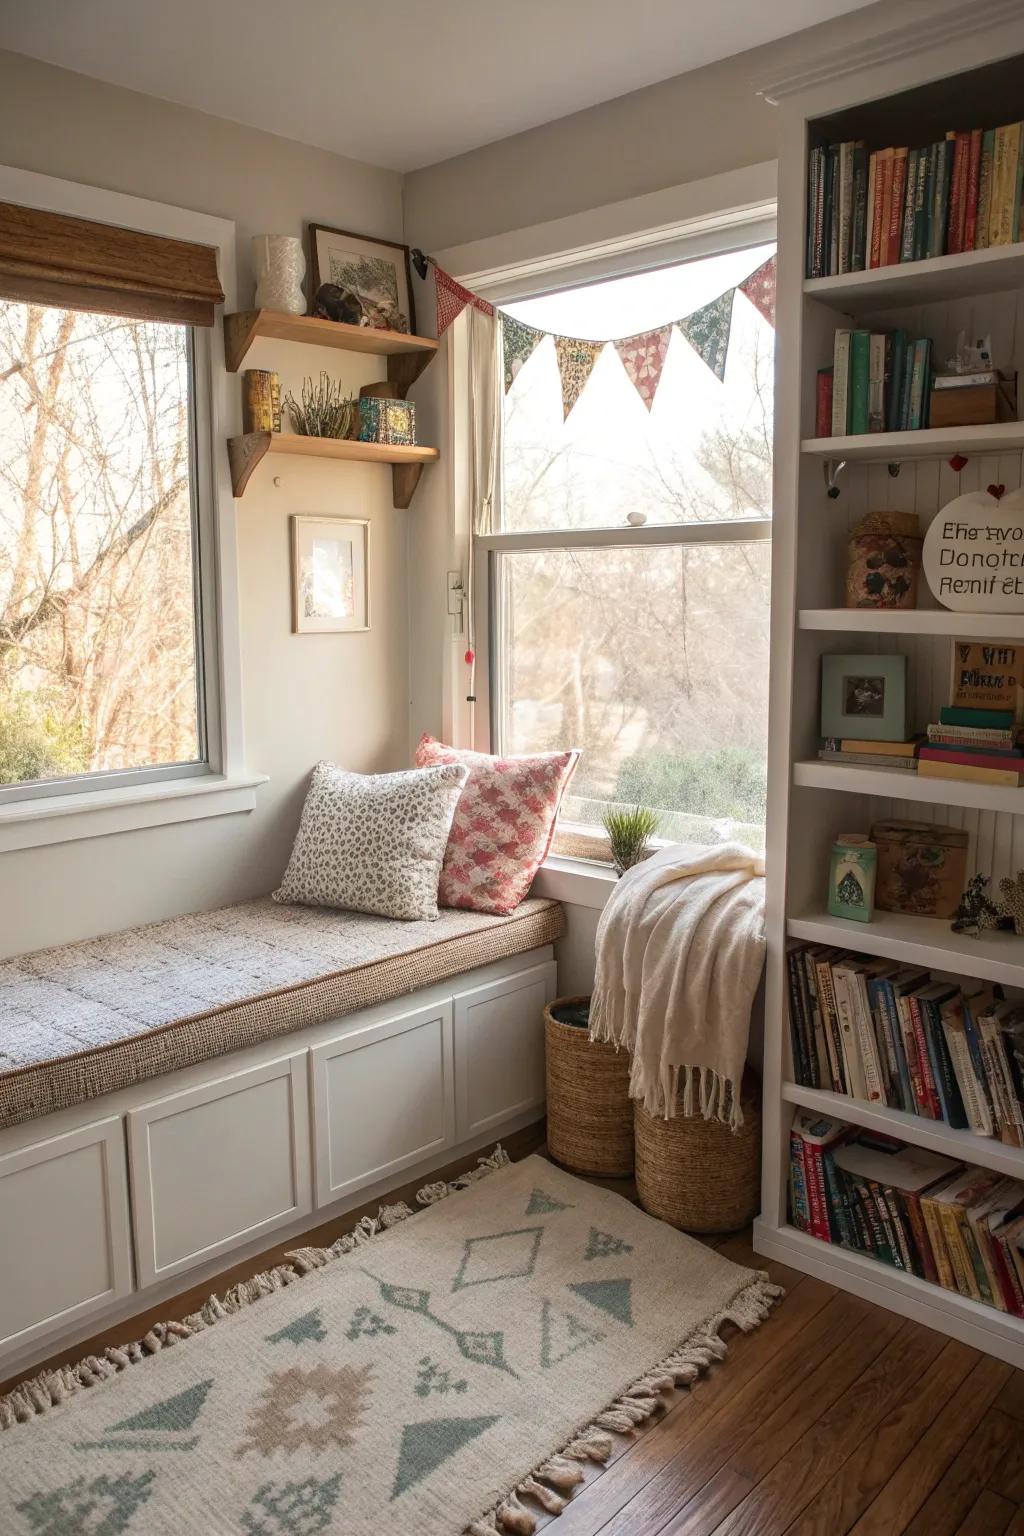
[415,735,579,915]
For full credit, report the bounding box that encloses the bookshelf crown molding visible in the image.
[755,0,1023,105]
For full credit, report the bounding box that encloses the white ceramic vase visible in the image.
[253,235,306,314]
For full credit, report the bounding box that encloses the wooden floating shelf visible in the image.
[798,608,1024,638]
[223,309,438,381]
[793,758,1024,813]
[803,242,1024,310]
[801,420,1024,461]
[786,909,1024,989]
[227,432,439,505]
[783,1081,1024,1181]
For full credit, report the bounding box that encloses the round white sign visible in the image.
[922,490,1024,612]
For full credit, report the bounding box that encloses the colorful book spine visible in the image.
[912,145,931,261]
[789,1130,812,1232]
[868,333,887,433]
[929,138,952,259]
[919,746,1024,774]
[887,148,908,265]
[939,705,1015,729]
[815,368,834,438]
[909,993,942,1119]
[907,338,931,430]
[899,148,918,261]
[947,131,968,254]
[832,331,851,436]
[886,330,908,433]
[869,149,887,268]
[963,128,983,250]
[918,760,1020,788]
[849,331,871,435]
[838,140,854,275]
[851,142,868,271]
[977,129,996,249]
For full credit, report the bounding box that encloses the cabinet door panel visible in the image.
[454,961,556,1141]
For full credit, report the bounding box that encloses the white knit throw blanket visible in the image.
[590,841,766,1129]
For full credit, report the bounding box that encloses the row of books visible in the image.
[816,330,931,438]
[807,122,1024,279]
[818,709,1024,788]
[790,1114,1024,1315]
[786,938,1024,1144]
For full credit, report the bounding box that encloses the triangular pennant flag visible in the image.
[555,335,602,419]
[677,289,735,381]
[502,314,544,392]
[613,325,672,410]
[739,254,777,327]
[434,265,495,337]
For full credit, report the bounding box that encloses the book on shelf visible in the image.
[788,1116,1024,1315]
[817,749,918,770]
[815,368,833,437]
[786,940,1024,1145]
[926,723,1017,747]
[805,120,1024,278]
[939,705,1015,730]
[826,737,920,757]
[822,327,931,437]
[919,744,1023,775]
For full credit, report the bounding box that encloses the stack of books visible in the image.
[818,737,919,771]
[817,329,931,437]
[786,939,1024,1144]
[790,1115,1024,1314]
[920,645,1024,787]
[807,122,1024,279]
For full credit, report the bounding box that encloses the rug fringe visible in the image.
[464,1271,782,1536]
[0,1146,511,1432]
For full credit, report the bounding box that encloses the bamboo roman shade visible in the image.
[0,201,225,326]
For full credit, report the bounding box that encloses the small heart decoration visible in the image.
[948,453,968,472]
[988,483,1006,499]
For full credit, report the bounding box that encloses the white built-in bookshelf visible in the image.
[755,8,1024,1369]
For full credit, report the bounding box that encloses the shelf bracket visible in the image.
[227,432,272,497]
[824,458,847,499]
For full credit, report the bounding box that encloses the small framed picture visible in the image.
[820,653,907,741]
[290,516,369,635]
[308,224,415,334]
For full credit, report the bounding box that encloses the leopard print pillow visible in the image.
[274,761,468,921]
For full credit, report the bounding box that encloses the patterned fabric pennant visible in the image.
[739,254,777,327]
[502,314,545,392]
[554,336,602,419]
[434,266,495,337]
[613,326,672,410]
[677,289,735,382]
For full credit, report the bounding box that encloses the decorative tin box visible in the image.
[828,834,877,922]
[845,510,922,610]
[871,818,968,919]
[358,395,416,446]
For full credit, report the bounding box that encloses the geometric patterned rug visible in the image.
[0,1151,780,1535]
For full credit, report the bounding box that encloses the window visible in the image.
[0,300,209,799]
[485,240,775,849]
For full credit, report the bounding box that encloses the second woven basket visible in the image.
[634,1069,762,1233]
[544,996,633,1177]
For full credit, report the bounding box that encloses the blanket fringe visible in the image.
[0,1146,512,1432]
[463,1271,782,1536]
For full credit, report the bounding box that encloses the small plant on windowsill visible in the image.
[602,804,660,877]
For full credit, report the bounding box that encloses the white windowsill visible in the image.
[532,853,618,911]
[0,773,269,854]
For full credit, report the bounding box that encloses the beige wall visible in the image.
[0,50,412,955]
[402,0,921,255]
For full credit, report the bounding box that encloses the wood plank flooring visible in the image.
[4,1131,1023,1535]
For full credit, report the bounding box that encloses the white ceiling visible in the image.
[0,0,878,173]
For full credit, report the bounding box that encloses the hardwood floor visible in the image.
[4,1133,1023,1535]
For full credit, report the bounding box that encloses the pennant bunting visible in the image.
[613,325,673,411]
[739,254,777,327]
[502,314,544,392]
[555,336,603,420]
[677,289,734,382]
[434,266,495,337]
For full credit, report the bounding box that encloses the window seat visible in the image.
[0,895,565,1131]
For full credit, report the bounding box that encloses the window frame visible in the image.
[0,164,263,851]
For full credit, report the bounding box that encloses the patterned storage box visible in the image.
[358,396,416,446]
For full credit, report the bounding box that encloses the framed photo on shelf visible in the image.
[820,652,907,742]
[290,515,369,635]
[308,224,415,334]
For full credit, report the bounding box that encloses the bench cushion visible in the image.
[0,896,564,1130]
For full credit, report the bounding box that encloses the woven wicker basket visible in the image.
[634,1070,762,1233]
[544,996,634,1177]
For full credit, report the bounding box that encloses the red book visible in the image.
[816,369,834,437]
[963,128,983,251]
[870,149,889,267]
[947,132,970,254]
[919,746,1024,774]
[908,995,942,1119]
[886,148,908,265]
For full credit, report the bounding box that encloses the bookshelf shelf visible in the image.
[786,911,1024,990]
[792,759,1024,812]
[801,421,1024,461]
[803,243,1024,310]
[783,1081,1024,1180]
[798,609,1024,638]
[752,1221,1024,1368]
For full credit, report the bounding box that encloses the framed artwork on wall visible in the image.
[308,224,415,334]
[290,515,369,635]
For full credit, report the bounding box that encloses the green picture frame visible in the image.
[820,652,907,742]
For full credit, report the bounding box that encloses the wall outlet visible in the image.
[446,570,465,618]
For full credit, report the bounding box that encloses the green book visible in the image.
[939,705,1015,729]
[900,148,919,261]
[922,145,936,259]
[929,138,952,258]
[886,330,908,432]
[908,338,931,429]
[911,147,930,261]
[849,330,871,434]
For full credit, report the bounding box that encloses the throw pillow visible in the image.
[274,761,468,921]
[415,735,579,915]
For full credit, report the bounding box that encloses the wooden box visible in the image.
[928,378,1017,429]
[871,819,968,919]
